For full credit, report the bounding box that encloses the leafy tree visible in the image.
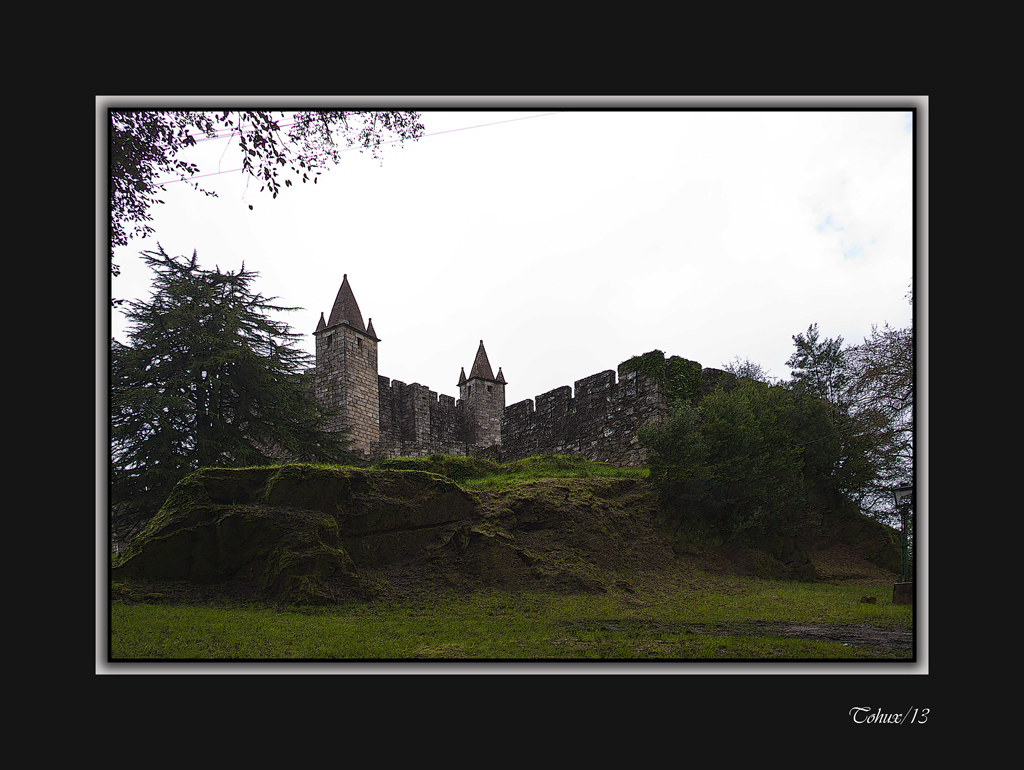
[844,321,913,521]
[640,379,808,539]
[722,356,773,383]
[785,386,877,512]
[110,245,349,542]
[640,366,893,540]
[642,311,912,540]
[109,110,424,280]
[785,286,914,525]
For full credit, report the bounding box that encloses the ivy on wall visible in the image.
[620,350,703,406]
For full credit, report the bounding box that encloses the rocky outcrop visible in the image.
[111,465,477,604]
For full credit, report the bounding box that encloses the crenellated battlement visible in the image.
[377,376,466,457]
[312,275,729,466]
[497,364,668,466]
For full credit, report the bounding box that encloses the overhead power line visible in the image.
[154,112,559,187]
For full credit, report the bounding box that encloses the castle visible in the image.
[312,275,731,466]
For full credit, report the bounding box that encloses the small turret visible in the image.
[312,274,380,457]
[459,340,505,449]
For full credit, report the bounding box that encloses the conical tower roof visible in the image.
[468,340,496,381]
[326,274,366,332]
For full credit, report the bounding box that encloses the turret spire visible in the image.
[327,274,366,332]
[468,340,496,381]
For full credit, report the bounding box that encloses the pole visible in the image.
[894,484,913,584]
[900,502,909,583]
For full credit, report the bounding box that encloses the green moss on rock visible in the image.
[111,464,476,604]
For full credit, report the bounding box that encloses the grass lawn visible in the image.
[109,576,913,661]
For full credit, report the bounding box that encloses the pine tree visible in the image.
[786,323,849,409]
[785,323,882,511]
[110,245,348,542]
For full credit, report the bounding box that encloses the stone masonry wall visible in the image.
[498,362,669,467]
[377,377,468,458]
[367,355,733,467]
[314,323,379,456]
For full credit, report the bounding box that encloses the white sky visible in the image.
[104,100,922,410]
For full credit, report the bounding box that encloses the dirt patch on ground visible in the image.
[715,620,911,654]
[745,621,912,653]
[559,618,912,657]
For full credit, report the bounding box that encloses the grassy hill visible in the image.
[109,455,911,660]
[111,454,901,606]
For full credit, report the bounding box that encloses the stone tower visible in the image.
[313,275,380,457]
[458,340,505,450]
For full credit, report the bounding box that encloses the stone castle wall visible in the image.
[310,276,743,467]
[332,352,737,467]
[368,360,673,467]
[377,377,469,458]
[497,363,669,467]
[312,276,690,467]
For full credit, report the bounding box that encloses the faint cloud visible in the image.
[816,214,844,233]
[841,240,864,259]
[818,214,872,258]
